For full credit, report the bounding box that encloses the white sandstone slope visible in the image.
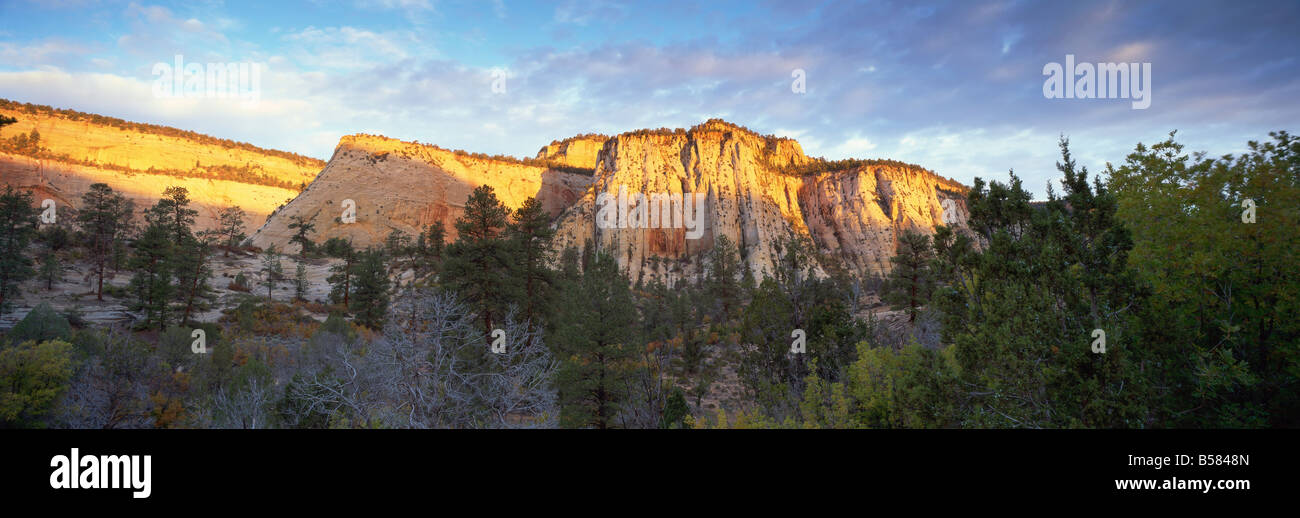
[249,134,594,250]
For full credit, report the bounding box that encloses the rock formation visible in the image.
[550,120,970,285]
[248,134,594,250]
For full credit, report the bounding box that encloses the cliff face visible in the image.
[0,102,320,233]
[251,120,968,284]
[249,134,594,250]
[535,135,607,169]
[551,121,969,284]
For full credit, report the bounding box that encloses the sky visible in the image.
[1,0,1296,199]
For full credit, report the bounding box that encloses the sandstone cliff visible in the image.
[248,134,594,250]
[535,134,608,169]
[250,120,969,284]
[550,120,970,285]
[0,99,321,233]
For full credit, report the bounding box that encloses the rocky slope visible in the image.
[248,134,595,250]
[550,120,970,285]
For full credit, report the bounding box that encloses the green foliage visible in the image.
[127,221,175,328]
[259,244,284,301]
[1109,131,1300,426]
[443,185,513,338]
[0,339,74,427]
[76,183,133,301]
[554,252,637,428]
[704,234,742,322]
[0,186,38,313]
[506,197,556,327]
[8,302,71,344]
[799,342,960,429]
[932,139,1148,428]
[287,215,316,257]
[884,230,935,324]
[326,241,356,305]
[216,206,247,255]
[349,248,390,330]
[660,388,689,429]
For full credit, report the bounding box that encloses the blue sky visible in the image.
[1,0,1296,198]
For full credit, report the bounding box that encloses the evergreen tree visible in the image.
[0,186,38,313]
[294,263,308,301]
[259,244,284,302]
[173,232,216,325]
[327,240,356,306]
[554,252,637,428]
[932,140,1145,428]
[38,250,59,291]
[704,234,742,322]
[127,221,175,328]
[349,247,391,329]
[506,197,556,327]
[287,215,316,257]
[884,230,934,324]
[443,185,512,339]
[76,183,134,301]
[216,206,247,256]
[1109,131,1300,427]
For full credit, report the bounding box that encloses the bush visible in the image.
[8,303,71,344]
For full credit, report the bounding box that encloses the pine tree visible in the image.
[294,263,308,301]
[884,230,934,324]
[443,185,512,339]
[127,221,175,328]
[554,252,637,428]
[705,234,742,322]
[260,244,284,302]
[287,215,316,257]
[216,206,247,256]
[39,250,59,291]
[0,186,38,313]
[173,232,216,325]
[506,197,556,327]
[76,183,134,301]
[327,240,356,306]
[349,247,390,329]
